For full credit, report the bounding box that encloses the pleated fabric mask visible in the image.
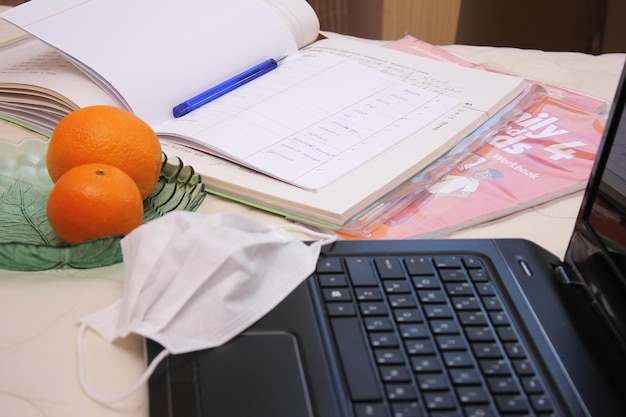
[76,211,336,404]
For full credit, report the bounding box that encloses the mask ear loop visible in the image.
[76,322,170,404]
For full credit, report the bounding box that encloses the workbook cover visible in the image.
[339,35,607,239]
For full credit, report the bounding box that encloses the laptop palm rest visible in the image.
[188,331,313,417]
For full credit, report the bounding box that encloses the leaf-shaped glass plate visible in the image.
[0,139,206,271]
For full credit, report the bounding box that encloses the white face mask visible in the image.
[76,211,336,404]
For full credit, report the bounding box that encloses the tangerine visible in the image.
[46,163,144,245]
[46,105,162,199]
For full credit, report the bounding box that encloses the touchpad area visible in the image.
[196,331,313,417]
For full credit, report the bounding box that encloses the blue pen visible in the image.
[172,55,287,118]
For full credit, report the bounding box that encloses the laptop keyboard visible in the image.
[315,253,556,417]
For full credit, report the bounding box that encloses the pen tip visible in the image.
[275,55,287,64]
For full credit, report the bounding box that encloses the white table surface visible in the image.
[0,20,625,417]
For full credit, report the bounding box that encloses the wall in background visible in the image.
[381,0,460,43]
[603,0,626,53]
[310,0,461,44]
[309,0,625,53]
[455,0,608,54]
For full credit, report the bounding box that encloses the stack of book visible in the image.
[0,0,527,228]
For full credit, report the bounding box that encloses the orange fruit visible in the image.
[46,163,144,245]
[46,105,162,199]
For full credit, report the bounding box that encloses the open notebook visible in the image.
[146,64,626,415]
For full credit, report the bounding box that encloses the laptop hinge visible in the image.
[554,265,573,284]
[554,264,597,307]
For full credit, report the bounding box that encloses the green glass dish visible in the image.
[0,138,205,271]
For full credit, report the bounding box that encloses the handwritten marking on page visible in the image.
[159,51,460,190]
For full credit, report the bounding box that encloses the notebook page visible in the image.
[264,0,320,48]
[157,51,460,191]
[1,0,301,126]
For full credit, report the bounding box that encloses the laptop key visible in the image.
[417,373,448,391]
[475,281,495,295]
[512,358,534,376]
[452,296,480,310]
[495,394,530,413]
[384,280,412,294]
[323,288,352,301]
[326,303,356,317]
[356,287,383,301]
[418,289,447,303]
[489,311,510,326]
[412,275,440,289]
[496,326,517,342]
[399,323,430,338]
[504,342,526,358]
[346,257,378,286]
[354,402,391,417]
[375,257,406,279]
[530,394,554,413]
[375,348,405,365]
[480,359,513,376]
[318,274,347,287]
[361,302,389,316]
[449,368,482,385]
[317,256,343,273]
[436,334,466,350]
[330,317,382,401]
[430,319,460,335]
[445,282,472,295]
[423,391,456,410]
[464,405,498,417]
[370,332,400,347]
[458,311,487,325]
[456,386,490,404]
[487,376,521,394]
[433,255,463,268]
[366,317,394,331]
[465,326,496,342]
[520,375,544,394]
[424,304,453,319]
[394,308,422,323]
[472,342,504,358]
[405,339,435,355]
[438,268,467,282]
[411,355,443,372]
[443,351,473,367]
[482,296,502,310]
[404,256,435,275]
[381,365,411,382]
[386,383,418,401]
[462,255,484,269]
[390,401,424,417]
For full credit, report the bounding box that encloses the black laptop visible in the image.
[146,64,626,417]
